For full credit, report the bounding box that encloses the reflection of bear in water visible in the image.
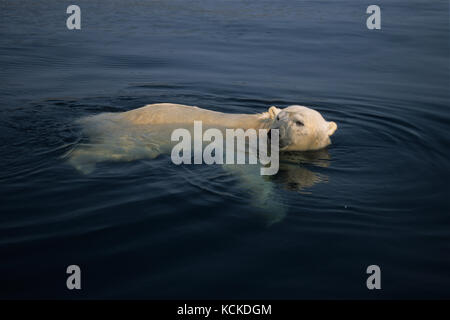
[272,149,330,193]
[227,149,331,224]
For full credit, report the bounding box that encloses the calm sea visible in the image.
[0,0,449,298]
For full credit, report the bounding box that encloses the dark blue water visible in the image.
[0,0,449,299]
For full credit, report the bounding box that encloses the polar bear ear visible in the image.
[268,106,281,119]
[327,121,337,136]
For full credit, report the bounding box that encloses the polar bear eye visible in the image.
[295,120,304,126]
[276,115,280,121]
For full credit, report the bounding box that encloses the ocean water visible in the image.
[0,0,449,299]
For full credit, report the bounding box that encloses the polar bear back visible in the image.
[121,103,266,129]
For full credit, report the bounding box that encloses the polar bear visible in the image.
[119,103,337,151]
[66,103,337,224]
[67,103,337,173]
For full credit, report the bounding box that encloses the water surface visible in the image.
[0,0,449,298]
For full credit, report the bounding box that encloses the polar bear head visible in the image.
[267,105,337,151]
